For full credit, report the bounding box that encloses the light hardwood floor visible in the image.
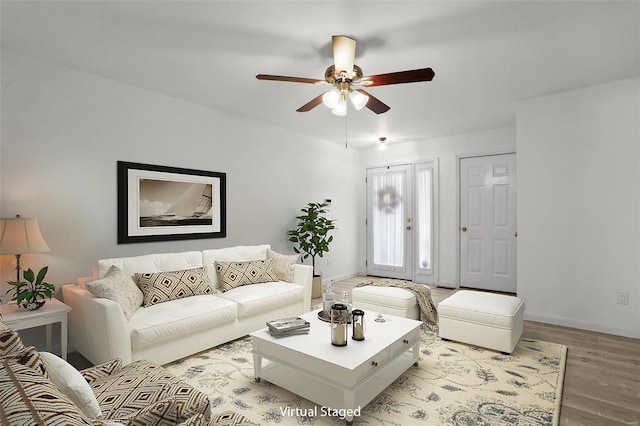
[320,276,640,426]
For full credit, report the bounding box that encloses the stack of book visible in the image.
[266,317,311,336]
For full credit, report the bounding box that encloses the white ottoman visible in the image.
[438,290,524,354]
[351,286,419,319]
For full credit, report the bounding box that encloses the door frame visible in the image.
[455,150,516,288]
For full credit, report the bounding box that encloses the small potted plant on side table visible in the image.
[6,266,55,311]
[287,202,336,298]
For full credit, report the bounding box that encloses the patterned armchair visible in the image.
[0,321,211,425]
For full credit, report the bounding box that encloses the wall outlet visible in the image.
[326,258,331,267]
[616,291,629,305]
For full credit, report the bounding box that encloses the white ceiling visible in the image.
[2,1,638,148]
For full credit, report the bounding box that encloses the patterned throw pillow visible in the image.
[215,259,278,292]
[0,322,25,356]
[0,360,92,425]
[178,413,206,426]
[120,398,179,426]
[135,267,216,307]
[86,265,144,320]
[0,345,46,376]
[90,359,210,423]
[81,358,123,384]
[267,249,298,282]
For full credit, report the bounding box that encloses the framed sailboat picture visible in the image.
[117,161,226,243]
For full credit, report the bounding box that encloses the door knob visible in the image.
[514,232,518,238]
[461,226,467,232]
[406,226,412,230]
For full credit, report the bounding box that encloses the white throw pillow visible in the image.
[267,249,298,282]
[86,265,144,320]
[39,351,102,419]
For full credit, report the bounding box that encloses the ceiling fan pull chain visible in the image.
[345,114,348,149]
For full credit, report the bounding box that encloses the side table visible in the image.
[0,298,72,360]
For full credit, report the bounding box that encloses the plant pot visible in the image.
[20,299,46,311]
[312,275,323,298]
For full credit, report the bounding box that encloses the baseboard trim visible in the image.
[524,312,639,339]
[323,273,358,285]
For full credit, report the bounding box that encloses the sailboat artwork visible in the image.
[139,179,214,227]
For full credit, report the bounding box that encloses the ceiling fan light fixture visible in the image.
[349,90,369,110]
[378,136,387,150]
[257,36,434,116]
[332,99,347,116]
[322,89,340,108]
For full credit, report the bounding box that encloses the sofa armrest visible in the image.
[62,284,132,365]
[292,264,313,312]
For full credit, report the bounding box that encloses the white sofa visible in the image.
[62,244,313,366]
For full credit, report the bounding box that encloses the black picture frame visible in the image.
[117,161,226,244]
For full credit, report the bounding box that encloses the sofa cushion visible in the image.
[0,359,92,425]
[0,322,25,356]
[128,295,237,349]
[438,290,525,329]
[40,351,102,419]
[97,251,203,281]
[86,265,144,320]
[136,267,216,307]
[267,249,298,282]
[215,259,278,292]
[90,359,210,423]
[219,281,303,318]
[202,244,270,289]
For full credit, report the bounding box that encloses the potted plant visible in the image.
[287,202,336,298]
[6,266,55,310]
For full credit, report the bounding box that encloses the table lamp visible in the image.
[0,215,51,282]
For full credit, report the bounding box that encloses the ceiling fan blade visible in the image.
[332,35,356,78]
[296,93,325,112]
[256,74,323,84]
[357,89,390,114]
[361,68,435,87]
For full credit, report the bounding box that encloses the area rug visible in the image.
[165,329,566,426]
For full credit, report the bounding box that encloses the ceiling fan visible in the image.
[256,35,435,116]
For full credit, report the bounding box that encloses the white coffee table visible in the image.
[250,310,421,424]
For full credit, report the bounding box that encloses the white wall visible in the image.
[516,78,640,338]
[0,51,360,300]
[358,127,516,287]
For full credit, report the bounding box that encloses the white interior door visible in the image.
[459,153,517,292]
[366,165,413,280]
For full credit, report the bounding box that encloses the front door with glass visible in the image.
[366,165,413,280]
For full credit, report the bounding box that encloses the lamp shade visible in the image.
[332,99,347,116]
[322,89,340,108]
[0,217,50,255]
[349,90,369,110]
